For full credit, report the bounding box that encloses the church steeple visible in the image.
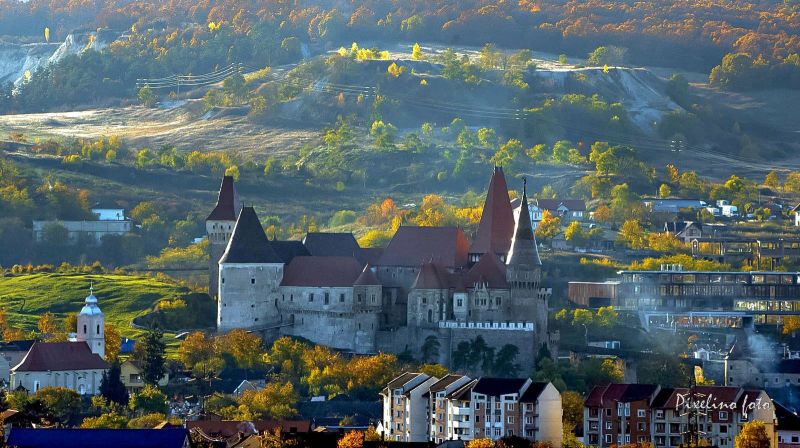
[506,178,541,267]
[76,284,105,359]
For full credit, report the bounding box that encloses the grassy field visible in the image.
[0,273,193,352]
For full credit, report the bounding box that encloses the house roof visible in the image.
[619,384,659,401]
[470,167,515,256]
[471,378,527,396]
[466,251,508,288]
[353,264,381,286]
[11,342,109,372]
[584,384,659,407]
[507,183,541,267]
[412,262,450,289]
[537,199,586,212]
[219,207,283,264]
[386,372,423,391]
[775,401,800,431]
[302,233,361,258]
[584,384,610,407]
[186,420,311,438]
[378,226,469,268]
[280,256,363,287]
[429,374,466,393]
[665,221,701,234]
[358,247,384,265]
[270,240,311,264]
[207,175,240,221]
[520,382,549,402]
[447,379,477,401]
[6,428,188,448]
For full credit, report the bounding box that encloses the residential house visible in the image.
[536,199,586,222]
[792,204,800,227]
[6,428,191,448]
[645,199,707,214]
[233,379,267,397]
[120,359,169,393]
[381,372,438,442]
[664,221,704,243]
[776,401,800,448]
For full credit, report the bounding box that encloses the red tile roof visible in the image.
[470,167,514,256]
[11,342,109,372]
[207,176,240,221]
[412,262,450,289]
[378,226,469,268]
[280,256,363,287]
[353,264,381,286]
[466,251,508,288]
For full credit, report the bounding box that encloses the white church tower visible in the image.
[76,285,105,359]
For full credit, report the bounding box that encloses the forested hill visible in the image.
[1,0,798,80]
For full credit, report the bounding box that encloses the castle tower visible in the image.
[469,167,515,264]
[217,206,284,332]
[506,179,548,345]
[76,285,105,359]
[206,176,241,297]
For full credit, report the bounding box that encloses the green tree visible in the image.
[129,384,168,416]
[35,387,82,425]
[42,222,69,246]
[552,140,573,164]
[81,412,129,429]
[137,85,157,107]
[100,361,129,405]
[421,335,440,363]
[493,344,520,377]
[140,327,166,385]
[587,46,627,66]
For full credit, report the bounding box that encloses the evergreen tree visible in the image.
[140,327,166,385]
[100,361,129,405]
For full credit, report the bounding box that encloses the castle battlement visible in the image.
[438,321,534,331]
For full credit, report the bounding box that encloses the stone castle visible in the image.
[208,168,556,370]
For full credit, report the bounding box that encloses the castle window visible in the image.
[222,278,225,284]
[457,299,463,307]
[496,297,501,306]
[339,293,345,303]
[251,278,256,284]
[372,295,376,303]
[309,293,314,302]
[428,309,433,323]
[422,297,427,305]
[290,294,293,302]
[324,292,330,304]
[357,294,362,303]
[255,318,258,322]
[97,324,100,334]
[83,325,87,334]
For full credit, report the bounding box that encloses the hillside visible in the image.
[0,273,194,343]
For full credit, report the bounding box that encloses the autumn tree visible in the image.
[593,204,612,223]
[562,391,584,429]
[179,331,216,370]
[239,381,299,419]
[535,210,561,243]
[129,384,168,416]
[736,421,771,448]
[338,430,365,448]
[219,329,263,370]
[617,219,646,249]
[658,184,672,198]
[467,439,496,448]
[37,312,65,341]
[105,323,121,362]
[35,387,82,425]
[764,171,780,190]
[648,232,686,253]
[412,43,423,60]
[564,221,587,247]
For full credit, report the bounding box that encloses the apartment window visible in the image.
[476,416,481,423]
[507,416,514,424]
[496,402,501,410]
[638,409,646,418]
[606,408,612,417]
[719,411,728,420]
[606,422,613,430]
[507,403,514,411]
[720,425,728,434]
[475,402,481,410]
[605,435,613,444]
[526,416,534,425]
[526,403,534,412]
[625,435,631,443]
[494,429,501,437]
[656,410,664,419]
[638,423,646,431]
[656,423,665,433]
[496,415,501,423]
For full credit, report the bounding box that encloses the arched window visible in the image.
[96,324,100,334]
[428,309,433,323]
[83,324,87,334]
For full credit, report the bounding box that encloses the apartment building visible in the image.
[380,372,438,442]
[584,384,777,448]
[384,373,562,446]
[428,374,473,443]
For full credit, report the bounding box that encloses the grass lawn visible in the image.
[0,273,193,353]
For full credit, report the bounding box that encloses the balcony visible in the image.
[451,420,472,429]
[452,407,471,416]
